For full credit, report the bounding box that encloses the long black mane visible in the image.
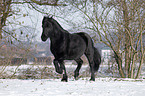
[49,17,67,32]
[41,16,101,82]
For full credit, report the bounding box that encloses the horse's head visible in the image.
[41,16,54,41]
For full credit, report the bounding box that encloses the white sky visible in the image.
[7,3,74,42]
[6,1,114,42]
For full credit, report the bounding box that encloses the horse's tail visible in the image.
[76,32,101,72]
[93,47,101,72]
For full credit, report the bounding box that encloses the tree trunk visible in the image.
[114,51,125,78]
[122,0,130,77]
[0,0,12,39]
[135,30,144,78]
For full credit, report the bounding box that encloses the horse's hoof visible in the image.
[74,77,79,80]
[61,75,68,82]
[61,79,68,82]
[90,78,95,81]
[74,72,79,79]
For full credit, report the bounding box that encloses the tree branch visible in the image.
[11,1,67,6]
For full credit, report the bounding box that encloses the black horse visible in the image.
[41,16,101,82]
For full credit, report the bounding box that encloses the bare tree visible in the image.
[0,0,63,78]
[0,0,66,39]
[69,0,145,78]
[24,0,144,78]
[0,0,13,39]
[1,0,144,79]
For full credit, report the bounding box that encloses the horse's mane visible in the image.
[50,18,67,32]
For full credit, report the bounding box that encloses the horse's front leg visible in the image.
[58,60,68,82]
[53,59,63,74]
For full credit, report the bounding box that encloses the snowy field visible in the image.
[0,78,145,96]
[0,64,145,96]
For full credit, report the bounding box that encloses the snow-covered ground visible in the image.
[0,78,145,96]
[0,64,145,96]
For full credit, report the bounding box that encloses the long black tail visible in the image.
[93,47,101,72]
[76,32,101,72]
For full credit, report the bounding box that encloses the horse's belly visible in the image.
[67,45,86,60]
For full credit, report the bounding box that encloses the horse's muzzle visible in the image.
[41,35,47,42]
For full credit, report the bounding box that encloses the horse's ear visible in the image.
[44,16,47,19]
[50,15,53,18]
[48,15,53,19]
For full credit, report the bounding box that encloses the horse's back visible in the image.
[75,32,93,47]
[65,33,87,60]
[75,32,95,55]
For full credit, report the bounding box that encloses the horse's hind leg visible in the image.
[85,52,95,81]
[74,58,83,80]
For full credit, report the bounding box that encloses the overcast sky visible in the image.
[7,1,114,42]
[7,3,73,42]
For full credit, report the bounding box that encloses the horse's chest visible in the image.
[50,42,67,56]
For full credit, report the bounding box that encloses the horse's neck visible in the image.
[50,30,69,44]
